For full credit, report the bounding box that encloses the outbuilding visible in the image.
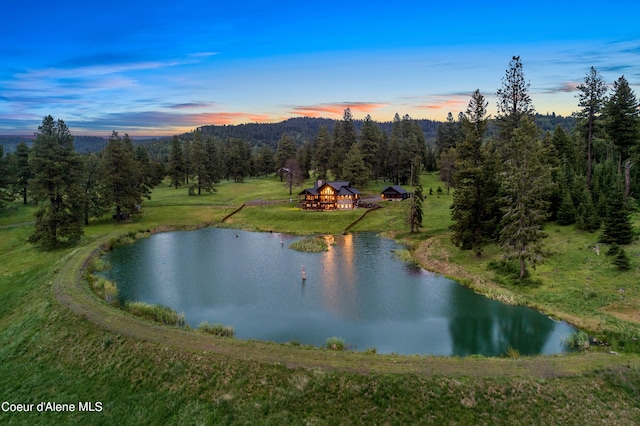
[381,185,411,201]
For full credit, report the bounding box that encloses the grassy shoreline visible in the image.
[2,174,640,424]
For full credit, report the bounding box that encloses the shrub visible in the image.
[564,330,590,350]
[197,321,235,337]
[289,237,328,252]
[325,336,345,351]
[613,248,631,271]
[504,346,521,358]
[125,301,185,327]
[606,243,620,256]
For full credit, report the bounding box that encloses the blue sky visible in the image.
[1,0,639,135]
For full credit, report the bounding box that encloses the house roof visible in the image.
[300,181,360,196]
[381,185,408,194]
[298,187,318,195]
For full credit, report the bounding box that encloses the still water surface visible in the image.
[102,228,575,356]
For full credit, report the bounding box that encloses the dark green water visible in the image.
[101,228,575,356]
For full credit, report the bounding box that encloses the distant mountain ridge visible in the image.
[0,114,576,154]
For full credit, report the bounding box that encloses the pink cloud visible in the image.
[290,102,388,118]
[416,98,467,111]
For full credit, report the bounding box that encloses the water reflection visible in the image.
[102,229,575,356]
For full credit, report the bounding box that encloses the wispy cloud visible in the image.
[68,110,275,134]
[289,102,388,118]
[412,97,468,111]
[167,102,216,110]
[537,81,581,94]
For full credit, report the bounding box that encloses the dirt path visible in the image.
[51,232,637,378]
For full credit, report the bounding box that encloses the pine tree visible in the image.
[556,191,576,225]
[14,141,31,205]
[499,117,551,280]
[435,112,462,155]
[450,90,497,255]
[100,132,146,222]
[409,161,424,233]
[604,75,640,164]
[572,176,600,232]
[284,158,304,195]
[275,134,296,182]
[28,116,84,248]
[360,115,383,181]
[312,125,332,180]
[341,143,370,188]
[398,115,426,185]
[80,152,108,226]
[495,56,535,154]
[331,108,357,179]
[602,182,634,245]
[189,129,214,195]
[576,67,607,188]
[0,146,15,208]
[168,136,185,188]
[613,247,631,270]
[257,144,275,177]
[388,114,402,184]
[205,136,222,185]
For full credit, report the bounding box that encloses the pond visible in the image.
[101,228,576,356]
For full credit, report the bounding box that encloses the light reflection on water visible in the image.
[101,228,576,356]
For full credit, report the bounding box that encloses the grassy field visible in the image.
[1,174,639,424]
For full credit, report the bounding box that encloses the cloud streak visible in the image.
[66,110,275,134]
[289,102,388,118]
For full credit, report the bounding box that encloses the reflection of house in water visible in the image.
[381,185,411,201]
[319,233,358,318]
[298,180,361,210]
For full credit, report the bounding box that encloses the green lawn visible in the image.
[1,174,639,424]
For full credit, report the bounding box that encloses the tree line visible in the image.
[447,56,638,279]
[1,56,636,258]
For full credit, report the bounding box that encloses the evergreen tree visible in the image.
[259,144,275,177]
[450,90,497,255]
[225,138,252,183]
[168,136,185,188]
[576,67,608,188]
[275,133,296,182]
[495,56,535,155]
[556,191,576,225]
[330,108,357,179]
[0,146,15,208]
[613,246,631,270]
[80,152,108,225]
[100,132,147,222]
[14,141,31,205]
[574,182,600,232]
[205,136,222,185]
[550,126,577,167]
[601,182,634,245]
[360,115,383,181]
[183,138,192,185]
[435,112,462,155]
[189,129,214,195]
[388,113,402,184]
[604,75,640,164]
[341,143,370,188]
[409,160,424,233]
[398,115,427,185]
[499,117,551,280]
[312,125,332,180]
[296,141,313,179]
[284,158,304,195]
[28,116,84,248]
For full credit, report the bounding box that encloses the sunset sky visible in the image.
[1,0,639,136]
